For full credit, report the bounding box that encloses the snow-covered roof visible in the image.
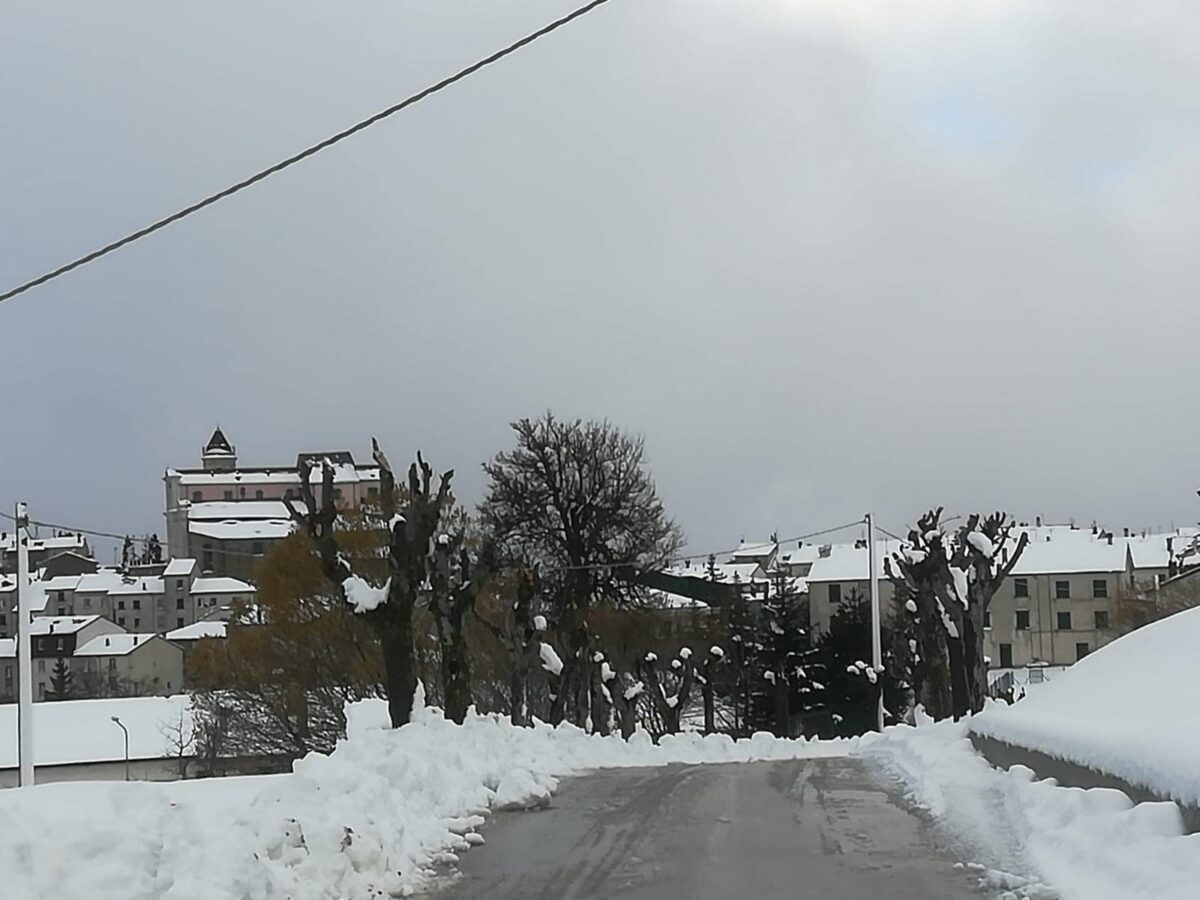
[188,519,293,541]
[108,576,165,595]
[172,464,379,487]
[74,633,163,656]
[192,576,253,594]
[0,695,192,768]
[163,558,197,578]
[30,615,104,635]
[0,533,87,553]
[165,621,227,641]
[74,569,135,594]
[728,540,776,562]
[186,500,300,521]
[806,540,902,583]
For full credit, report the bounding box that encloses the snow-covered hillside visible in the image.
[971,606,1200,806]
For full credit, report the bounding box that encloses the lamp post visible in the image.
[111,716,130,781]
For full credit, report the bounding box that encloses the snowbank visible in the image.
[0,696,853,900]
[970,607,1200,806]
[865,717,1200,900]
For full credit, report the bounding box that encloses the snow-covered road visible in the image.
[430,757,979,899]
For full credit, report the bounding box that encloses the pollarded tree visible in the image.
[638,647,695,736]
[480,414,684,726]
[888,509,1028,719]
[286,445,457,729]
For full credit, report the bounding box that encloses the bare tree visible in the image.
[159,708,195,779]
[285,444,455,728]
[480,414,684,726]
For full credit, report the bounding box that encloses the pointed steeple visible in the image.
[201,427,237,471]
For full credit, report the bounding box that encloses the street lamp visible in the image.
[110,716,130,782]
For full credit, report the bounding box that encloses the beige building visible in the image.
[795,522,1199,674]
[163,429,381,580]
[72,633,185,698]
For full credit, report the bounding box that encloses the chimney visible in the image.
[854,539,867,550]
[1124,528,1130,538]
[1107,533,1113,546]
[104,637,110,647]
[819,545,832,558]
[1036,516,1042,527]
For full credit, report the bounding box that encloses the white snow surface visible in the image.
[966,530,996,558]
[970,606,1200,807]
[0,699,853,900]
[865,716,1200,900]
[538,642,564,677]
[342,575,389,614]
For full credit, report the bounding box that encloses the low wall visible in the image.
[969,732,1200,834]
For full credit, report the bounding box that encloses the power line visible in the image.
[0,0,617,305]
[558,518,870,573]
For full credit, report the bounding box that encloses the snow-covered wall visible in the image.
[971,607,1200,807]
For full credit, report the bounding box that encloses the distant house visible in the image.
[165,620,228,670]
[0,532,91,575]
[0,616,184,702]
[72,633,185,699]
[0,563,254,640]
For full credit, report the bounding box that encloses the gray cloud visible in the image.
[2,0,1198,557]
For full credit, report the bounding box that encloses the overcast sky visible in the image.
[3,0,1199,559]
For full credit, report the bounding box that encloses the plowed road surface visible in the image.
[432,757,981,899]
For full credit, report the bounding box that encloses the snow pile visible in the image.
[865,717,1200,900]
[342,575,389,613]
[970,606,1200,806]
[0,697,853,900]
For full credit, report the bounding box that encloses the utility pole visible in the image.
[865,512,884,732]
[16,502,35,786]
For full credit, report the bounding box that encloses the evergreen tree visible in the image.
[748,566,819,736]
[48,657,74,701]
[809,589,903,738]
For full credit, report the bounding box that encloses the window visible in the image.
[1015,609,1030,630]
[828,583,842,605]
[132,599,141,610]
[57,591,65,603]
[3,664,11,682]
[1092,579,1108,599]
[57,608,66,616]
[255,490,264,500]
[37,684,45,700]
[176,597,185,610]
[176,579,184,591]
[983,610,991,628]
[117,600,126,610]
[333,488,343,501]
[223,490,233,501]
[192,491,203,502]
[1056,611,1072,630]
[1094,610,1110,630]
[367,486,379,497]
[134,618,141,628]
[1075,642,1090,661]
[118,617,126,627]
[1055,580,1070,600]
[999,643,1013,668]
[202,544,213,571]
[82,597,92,610]
[108,658,117,670]
[176,617,185,629]
[37,660,45,673]
[55,638,64,651]
[1014,578,1028,598]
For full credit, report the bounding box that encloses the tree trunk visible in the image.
[437,610,473,724]
[773,671,789,737]
[702,681,715,735]
[376,607,417,728]
[945,635,971,720]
